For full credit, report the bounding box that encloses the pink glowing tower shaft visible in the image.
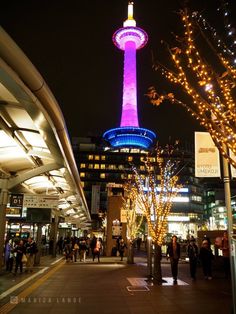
[121,40,138,127]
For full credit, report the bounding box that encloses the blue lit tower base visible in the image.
[103,126,156,149]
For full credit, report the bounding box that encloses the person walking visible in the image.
[13,240,25,275]
[199,239,214,280]
[78,238,87,262]
[187,237,198,280]
[92,237,102,262]
[167,235,181,284]
[119,239,127,261]
[25,237,38,273]
[220,231,230,278]
[4,239,14,272]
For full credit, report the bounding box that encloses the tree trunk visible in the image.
[153,243,162,283]
[127,240,134,264]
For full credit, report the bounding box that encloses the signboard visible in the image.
[26,208,52,223]
[120,209,127,223]
[112,225,122,239]
[23,194,59,209]
[195,132,221,177]
[58,222,72,229]
[91,185,100,214]
[6,207,21,217]
[10,194,23,207]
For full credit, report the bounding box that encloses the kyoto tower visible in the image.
[103,2,156,149]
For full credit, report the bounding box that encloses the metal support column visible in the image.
[222,155,236,314]
[0,179,8,271]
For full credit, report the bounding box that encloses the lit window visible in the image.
[140,165,145,171]
[118,165,124,169]
[88,164,93,169]
[121,174,126,179]
[101,164,105,169]
[109,165,115,170]
[81,181,84,187]
[80,163,86,168]
[88,155,93,160]
[128,156,133,162]
[128,174,132,179]
[94,164,100,169]
[95,155,100,160]
[80,172,85,177]
[141,174,146,180]
[101,155,106,160]
[100,173,105,179]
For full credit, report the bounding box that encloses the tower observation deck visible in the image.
[103,2,156,149]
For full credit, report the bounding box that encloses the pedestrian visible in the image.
[92,237,102,262]
[13,239,25,275]
[119,239,127,261]
[167,235,181,284]
[136,237,142,251]
[220,231,230,278]
[25,237,38,273]
[64,242,73,262]
[187,237,198,280]
[57,236,64,255]
[4,239,14,272]
[199,239,214,280]
[78,238,87,262]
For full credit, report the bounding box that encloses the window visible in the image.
[94,164,100,169]
[100,173,105,179]
[95,155,100,160]
[80,163,86,169]
[80,172,85,177]
[128,156,133,162]
[88,155,93,160]
[118,165,124,170]
[101,164,105,169]
[88,164,93,169]
[108,164,115,170]
[128,174,133,179]
[101,155,106,161]
[140,165,145,171]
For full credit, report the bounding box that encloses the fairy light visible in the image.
[148,10,236,169]
[131,148,181,246]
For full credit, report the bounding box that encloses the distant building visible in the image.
[72,136,204,239]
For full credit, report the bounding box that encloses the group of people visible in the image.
[58,236,103,263]
[166,232,230,284]
[4,237,38,275]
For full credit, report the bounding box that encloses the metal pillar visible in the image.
[147,236,152,278]
[0,179,8,271]
[222,156,236,314]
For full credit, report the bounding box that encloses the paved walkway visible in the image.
[0,254,233,314]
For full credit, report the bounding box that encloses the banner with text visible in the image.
[195,132,221,177]
[91,185,100,214]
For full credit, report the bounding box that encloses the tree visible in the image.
[147,8,236,168]
[121,183,144,264]
[132,146,181,283]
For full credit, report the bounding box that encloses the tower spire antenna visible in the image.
[124,1,136,27]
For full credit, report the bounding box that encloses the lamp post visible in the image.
[222,154,236,314]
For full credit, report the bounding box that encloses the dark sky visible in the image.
[1,0,234,145]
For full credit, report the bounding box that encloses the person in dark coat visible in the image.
[13,240,25,275]
[167,235,181,284]
[187,238,199,280]
[199,239,214,280]
[119,239,127,261]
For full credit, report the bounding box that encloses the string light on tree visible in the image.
[148,9,236,169]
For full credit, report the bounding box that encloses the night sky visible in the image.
[1,0,234,145]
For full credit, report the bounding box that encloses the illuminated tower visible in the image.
[103,2,156,149]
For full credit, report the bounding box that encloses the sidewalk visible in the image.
[0,253,233,313]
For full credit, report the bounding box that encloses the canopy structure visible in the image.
[0,26,91,235]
